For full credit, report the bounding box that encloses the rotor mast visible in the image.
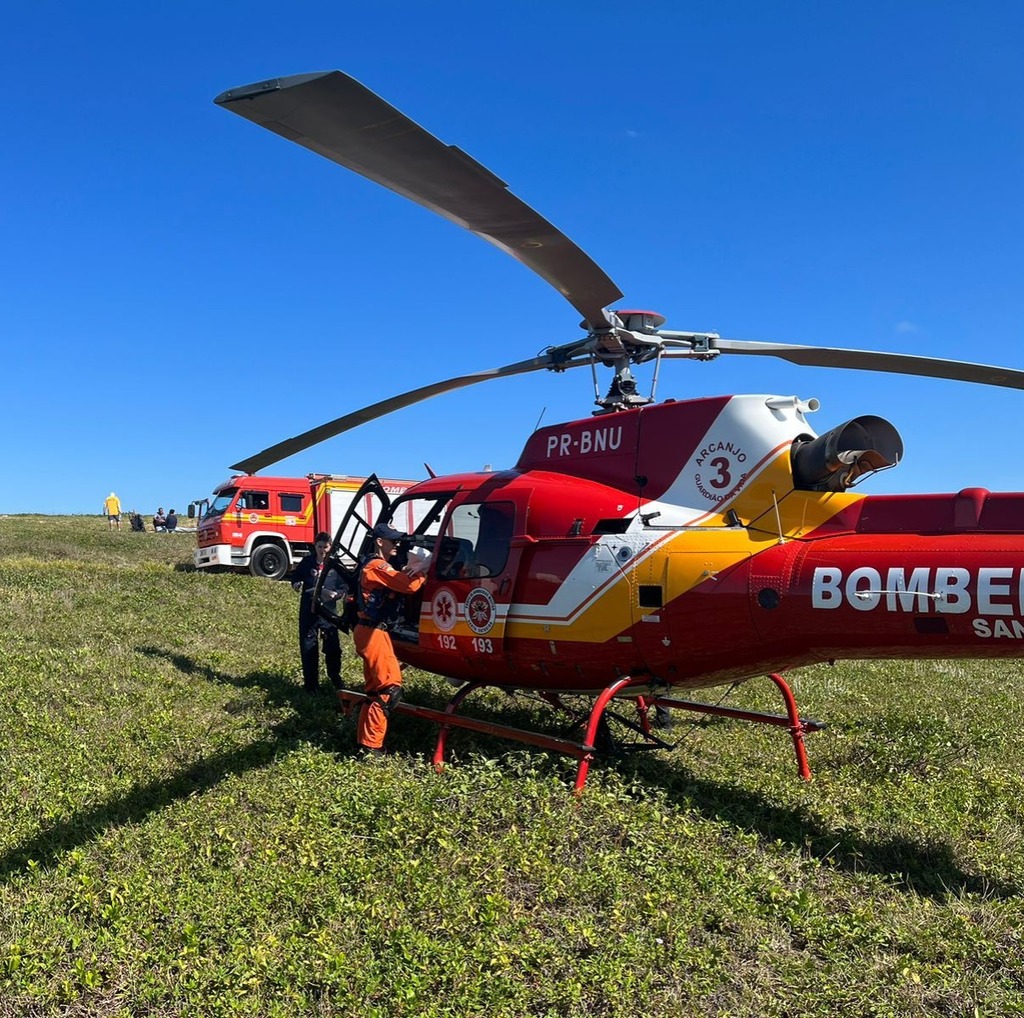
[570,309,721,414]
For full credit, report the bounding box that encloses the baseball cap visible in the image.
[372,521,407,542]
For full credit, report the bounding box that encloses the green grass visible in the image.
[1,514,1022,1016]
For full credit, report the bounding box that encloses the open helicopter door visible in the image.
[313,474,393,632]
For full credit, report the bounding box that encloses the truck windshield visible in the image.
[207,490,238,517]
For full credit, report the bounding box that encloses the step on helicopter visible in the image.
[214,71,1024,790]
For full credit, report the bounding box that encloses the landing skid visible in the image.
[336,672,825,792]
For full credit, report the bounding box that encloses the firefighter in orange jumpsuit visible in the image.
[353,521,427,755]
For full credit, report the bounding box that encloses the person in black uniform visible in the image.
[291,532,343,693]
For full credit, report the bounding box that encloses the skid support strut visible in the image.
[337,675,644,792]
[336,671,823,787]
[649,672,824,780]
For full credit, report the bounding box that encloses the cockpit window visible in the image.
[437,501,514,579]
[391,495,450,540]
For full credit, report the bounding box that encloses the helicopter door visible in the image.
[313,474,393,630]
[331,474,393,567]
[429,495,524,660]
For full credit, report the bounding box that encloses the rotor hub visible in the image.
[613,309,666,334]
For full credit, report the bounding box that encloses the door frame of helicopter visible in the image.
[336,670,825,792]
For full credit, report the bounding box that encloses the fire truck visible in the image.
[191,474,416,579]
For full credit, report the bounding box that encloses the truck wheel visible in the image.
[250,544,289,580]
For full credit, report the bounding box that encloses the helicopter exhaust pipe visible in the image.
[766,395,821,415]
[792,415,903,491]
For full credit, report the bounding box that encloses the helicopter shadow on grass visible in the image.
[0,646,354,884]
[373,688,1021,903]
[609,748,1021,904]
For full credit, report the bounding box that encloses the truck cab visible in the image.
[193,476,316,578]
[193,474,416,579]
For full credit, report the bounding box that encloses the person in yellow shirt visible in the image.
[103,492,122,531]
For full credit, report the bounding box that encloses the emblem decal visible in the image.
[431,587,458,633]
[465,587,497,635]
[693,439,749,504]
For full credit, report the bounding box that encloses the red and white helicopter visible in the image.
[215,71,1024,789]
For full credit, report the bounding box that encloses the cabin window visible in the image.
[239,491,269,511]
[280,493,304,513]
[437,501,514,579]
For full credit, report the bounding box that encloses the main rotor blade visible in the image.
[664,337,1024,390]
[214,71,622,329]
[229,353,573,474]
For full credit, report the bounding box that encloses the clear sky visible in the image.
[3,1,1022,515]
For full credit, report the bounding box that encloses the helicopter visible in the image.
[214,70,1024,790]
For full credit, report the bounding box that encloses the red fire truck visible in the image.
[191,474,416,579]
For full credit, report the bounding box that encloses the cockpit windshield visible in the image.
[391,494,452,542]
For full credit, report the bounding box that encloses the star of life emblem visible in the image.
[431,587,458,633]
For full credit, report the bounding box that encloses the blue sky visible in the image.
[3,1,1022,515]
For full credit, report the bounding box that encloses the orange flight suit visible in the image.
[353,555,425,750]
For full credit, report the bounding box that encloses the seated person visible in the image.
[437,537,472,579]
[164,509,179,532]
[153,507,167,532]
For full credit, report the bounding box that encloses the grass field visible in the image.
[1,514,1022,1016]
